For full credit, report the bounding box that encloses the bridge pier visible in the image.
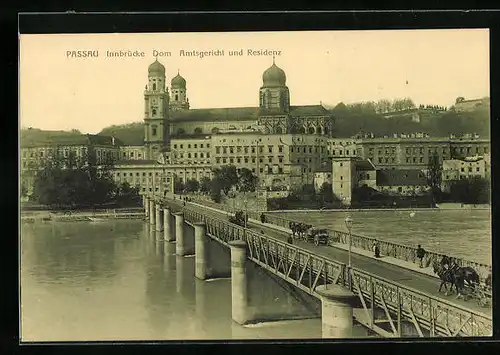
[156,204,164,233]
[164,207,174,242]
[316,284,357,338]
[149,199,156,226]
[194,222,209,280]
[174,212,187,256]
[229,240,251,325]
[143,196,149,220]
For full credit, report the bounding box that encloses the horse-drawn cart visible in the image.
[304,228,329,246]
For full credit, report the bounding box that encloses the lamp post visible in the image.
[344,215,353,289]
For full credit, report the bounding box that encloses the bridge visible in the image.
[143,194,492,338]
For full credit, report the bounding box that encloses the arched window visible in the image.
[153,83,157,90]
[152,108,157,116]
[152,125,157,136]
[275,126,283,134]
[211,127,220,134]
[194,127,203,134]
[324,126,329,135]
[316,126,322,135]
[175,94,179,101]
[308,126,315,134]
[299,127,306,134]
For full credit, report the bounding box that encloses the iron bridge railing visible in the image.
[162,198,492,338]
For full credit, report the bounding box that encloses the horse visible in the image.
[432,260,464,297]
[440,256,481,290]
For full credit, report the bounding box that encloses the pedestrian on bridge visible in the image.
[373,241,381,258]
[260,213,266,224]
[417,245,426,268]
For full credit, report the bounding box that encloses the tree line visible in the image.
[174,165,259,203]
[29,148,141,209]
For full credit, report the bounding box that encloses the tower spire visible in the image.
[272,55,275,64]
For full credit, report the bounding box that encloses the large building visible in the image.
[20,59,491,206]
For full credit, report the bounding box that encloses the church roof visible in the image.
[257,105,331,117]
[170,107,259,122]
[148,59,165,75]
[376,169,427,187]
[171,72,186,88]
[262,63,287,87]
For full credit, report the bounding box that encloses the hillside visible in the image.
[94,105,490,143]
[20,128,84,146]
[330,106,490,138]
[99,122,144,146]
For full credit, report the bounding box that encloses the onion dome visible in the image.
[262,60,286,87]
[148,59,165,76]
[171,71,186,88]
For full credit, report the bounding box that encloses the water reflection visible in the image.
[163,242,177,273]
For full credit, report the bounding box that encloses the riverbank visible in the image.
[21,210,145,222]
[267,203,490,213]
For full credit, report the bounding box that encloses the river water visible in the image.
[23,220,363,342]
[280,209,492,265]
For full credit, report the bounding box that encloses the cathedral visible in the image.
[143,58,334,161]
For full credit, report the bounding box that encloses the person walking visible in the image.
[416,245,426,268]
[260,213,266,224]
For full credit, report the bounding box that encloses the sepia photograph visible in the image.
[19,28,492,341]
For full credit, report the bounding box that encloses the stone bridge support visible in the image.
[316,284,357,338]
[149,199,156,226]
[164,207,174,242]
[155,204,164,233]
[194,222,209,280]
[229,240,251,325]
[143,196,149,220]
[174,212,187,256]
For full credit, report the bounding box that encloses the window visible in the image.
[461,168,464,172]
[278,167,283,174]
[188,153,191,158]
[207,153,210,158]
[252,158,256,163]
[200,153,204,158]
[237,146,242,153]
[259,147,263,153]
[216,157,221,164]
[188,144,191,149]
[260,168,264,173]
[367,174,370,179]
[340,163,343,167]
[194,153,198,158]
[244,147,248,154]
[340,176,343,180]
[476,167,480,172]
[152,125,157,136]
[341,184,343,188]
[278,145,283,153]
[223,147,227,154]
[244,158,249,163]
[180,144,184,149]
[413,157,416,163]
[268,157,272,163]
[259,158,263,163]
[222,158,227,164]
[237,158,241,163]
[268,146,273,153]
[216,147,220,154]
[419,157,423,163]
[174,144,177,149]
[378,157,383,163]
[340,150,343,155]
[309,147,312,153]
[278,157,283,163]
[468,167,472,172]
[230,158,234,163]
[230,147,234,154]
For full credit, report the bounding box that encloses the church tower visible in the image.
[170,70,190,111]
[144,59,170,159]
[259,57,290,112]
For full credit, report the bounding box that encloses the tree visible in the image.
[426,151,443,205]
[237,168,258,192]
[199,177,211,194]
[116,182,141,206]
[449,177,490,204]
[319,182,334,203]
[185,179,200,193]
[213,165,238,195]
[209,178,223,203]
[376,99,392,114]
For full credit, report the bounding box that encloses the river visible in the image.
[20,220,375,341]
[279,209,491,265]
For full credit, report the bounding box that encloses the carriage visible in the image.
[228,210,248,228]
[304,228,329,246]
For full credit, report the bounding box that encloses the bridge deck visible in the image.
[185,201,492,318]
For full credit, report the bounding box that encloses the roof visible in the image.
[170,107,259,122]
[376,169,427,187]
[257,105,331,117]
[356,159,376,171]
[315,165,332,173]
[115,159,158,166]
[20,130,123,148]
[290,105,330,117]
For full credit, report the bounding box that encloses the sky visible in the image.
[19,29,490,134]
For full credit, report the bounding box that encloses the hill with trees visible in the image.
[98,122,144,146]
